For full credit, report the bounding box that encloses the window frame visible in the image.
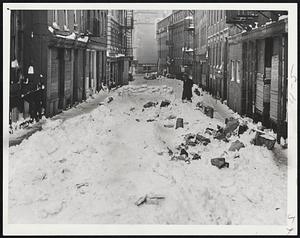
[231,60,235,81]
[64,10,68,27]
[53,10,58,22]
[236,60,240,83]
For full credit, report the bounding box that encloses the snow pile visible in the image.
[8,81,287,224]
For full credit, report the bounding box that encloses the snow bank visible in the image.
[8,82,287,225]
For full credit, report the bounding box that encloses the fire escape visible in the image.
[124,10,134,58]
[183,10,195,75]
[226,10,288,32]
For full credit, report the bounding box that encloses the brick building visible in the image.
[194,10,208,87]
[106,10,134,86]
[157,15,171,75]
[226,10,288,141]
[167,10,194,78]
[9,10,108,122]
[207,10,229,100]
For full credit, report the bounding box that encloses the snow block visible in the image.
[106,96,113,103]
[196,101,204,109]
[196,134,211,145]
[213,131,229,142]
[194,88,201,96]
[175,118,184,129]
[211,157,226,169]
[184,133,195,141]
[180,148,189,157]
[192,153,201,160]
[254,132,276,150]
[211,158,229,169]
[143,101,157,108]
[186,140,197,146]
[205,127,215,135]
[204,106,214,118]
[229,140,245,152]
[160,100,171,107]
[238,124,248,135]
[224,117,239,135]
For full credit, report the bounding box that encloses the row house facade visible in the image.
[157,15,171,75]
[225,10,288,141]
[157,10,194,79]
[207,10,229,101]
[157,10,288,142]
[106,10,134,87]
[194,10,208,87]
[10,10,108,122]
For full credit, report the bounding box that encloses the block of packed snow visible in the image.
[211,158,229,169]
[160,100,171,107]
[229,140,245,152]
[258,134,276,150]
[224,117,239,135]
[143,101,157,108]
[191,153,201,160]
[211,157,225,168]
[196,134,211,145]
[175,118,183,129]
[238,124,248,135]
[194,88,201,96]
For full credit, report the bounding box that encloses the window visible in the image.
[100,12,103,35]
[74,10,77,24]
[53,10,58,22]
[80,10,84,32]
[236,61,240,83]
[231,60,235,81]
[64,10,68,27]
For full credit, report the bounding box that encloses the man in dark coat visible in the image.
[182,73,194,102]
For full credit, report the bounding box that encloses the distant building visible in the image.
[157,15,171,75]
[133,10,170,74]
[164,10,194,78]
[106,10,134,86]
[194,10,208,87]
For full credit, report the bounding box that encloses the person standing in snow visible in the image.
[182,73,194,102]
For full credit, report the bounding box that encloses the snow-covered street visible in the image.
[8,76,287,225]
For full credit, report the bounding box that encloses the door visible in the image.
[256,39,265,117]
[263,37,273,126]
[73,49,78,103]
[58,49,65,110]
[96,51,100,91]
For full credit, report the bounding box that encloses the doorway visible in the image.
[58,48,65,110]
[73,49,79,103]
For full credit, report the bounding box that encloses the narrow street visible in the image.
[8,75,287,225]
